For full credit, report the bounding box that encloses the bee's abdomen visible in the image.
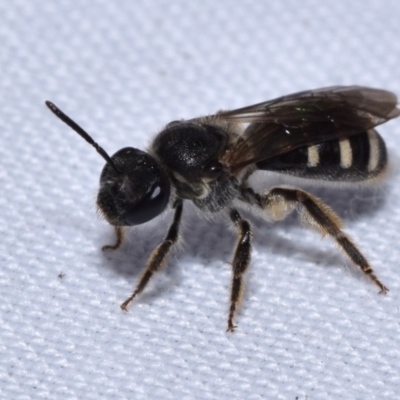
[257,130,387,182]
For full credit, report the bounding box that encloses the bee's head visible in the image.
[97,147,170,226]
[45,101,171,226]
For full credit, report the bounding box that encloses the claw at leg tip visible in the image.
[379,286,389,294]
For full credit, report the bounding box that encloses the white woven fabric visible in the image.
[1,1,400,399]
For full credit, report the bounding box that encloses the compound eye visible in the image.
[122,180,170,225]
[203,160,223,178]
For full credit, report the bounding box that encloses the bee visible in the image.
[46,86,399,332]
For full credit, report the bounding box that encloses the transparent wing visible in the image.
[214,86,400,171]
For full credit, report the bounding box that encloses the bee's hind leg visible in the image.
[240,186,388,293]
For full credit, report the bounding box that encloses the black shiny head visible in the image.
[45,101,171,226]
[97,147,170,226]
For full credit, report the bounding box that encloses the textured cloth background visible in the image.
[1,1,400,399]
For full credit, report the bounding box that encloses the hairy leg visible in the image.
[241,186,388,293]
[227,208,252,332]
[120,200,183,310]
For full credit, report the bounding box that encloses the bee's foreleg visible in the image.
[102,226,125,251]
[120,200,183,311]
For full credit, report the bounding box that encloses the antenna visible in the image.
[45,101,120,174]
